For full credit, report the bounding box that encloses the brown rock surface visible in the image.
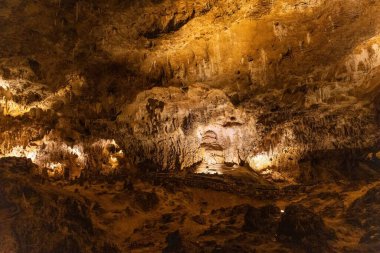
[0,0,380,252]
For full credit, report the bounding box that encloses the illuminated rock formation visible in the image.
[0,0,378,182]
[0,1,380,251]
[118,84,257,171]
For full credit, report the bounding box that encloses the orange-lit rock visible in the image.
[0,0,379,252]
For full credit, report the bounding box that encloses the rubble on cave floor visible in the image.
[1,157,380,253]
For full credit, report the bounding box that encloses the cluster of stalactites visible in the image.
[0,131,125,179]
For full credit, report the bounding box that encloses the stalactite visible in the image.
[75,2,79,22]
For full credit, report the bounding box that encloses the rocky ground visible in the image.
[1,157,380,253]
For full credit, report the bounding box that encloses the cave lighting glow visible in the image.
[0,82,74,117]
[248,152,273,172]
[109,156,119,169]
[0,78,10,89]
[1,145,39,163]
[195,163,224,175]
[46,162,65,177]
[26,150,37,161]
[0,136,125,178]
[0,98,31,116]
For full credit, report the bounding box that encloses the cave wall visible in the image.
[0,0,379,181]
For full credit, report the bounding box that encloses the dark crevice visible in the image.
[142,9,196,39]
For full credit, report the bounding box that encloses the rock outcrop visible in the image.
[118,84,257,171]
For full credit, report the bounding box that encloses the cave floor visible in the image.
[1,158,379,253]
[57,176,380,252]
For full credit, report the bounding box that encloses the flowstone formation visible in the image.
[118,84,257,171]
[118,80,379,182]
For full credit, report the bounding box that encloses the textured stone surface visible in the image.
[118,85,257,170]
[0,1,380,250]
[0,0,379,181]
